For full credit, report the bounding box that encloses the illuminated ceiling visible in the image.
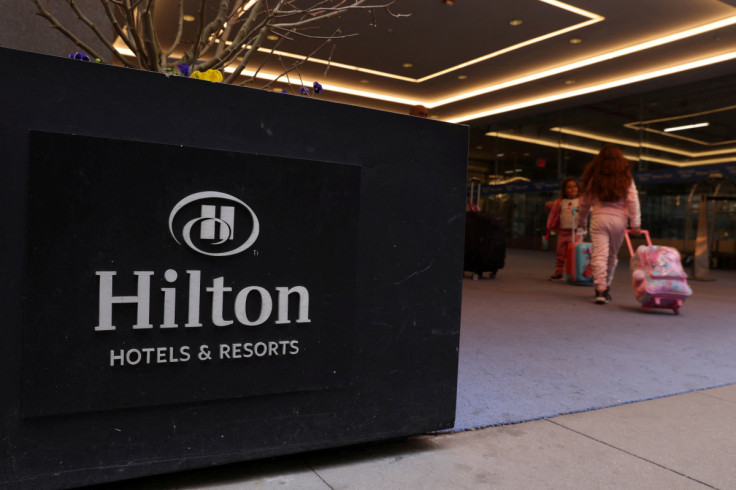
[147,1,736,117]
[147,0,736,171]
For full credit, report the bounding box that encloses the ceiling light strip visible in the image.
[549,127,665,153]
[220,66,425,105]
[549,127,736,158]
[208,38,419,82]
[485,131,630,158]
[449,50,736,123]
[416,18,602,83]
[252,47,418,83]
[433,14,736,108]
[539,0,600,19]
[625,103,736,126]
[625,127,736,147]
[416,0,603,82]
[113,41,423,105]
[663,122,709,132]
[486,131,736,167]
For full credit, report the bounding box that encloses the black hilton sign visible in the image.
[22,131,361,417]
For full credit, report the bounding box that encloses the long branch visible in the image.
[185,0,208,63]
[183,0,229,65]
[198,0,273,71]
[262,32,336,89]
[31,0,107,63]
[237,34,288,86]
[122,0,150,68]
[214,0,248,58]
[273,0,400,28]
[224,26,269,83]
[164,0,185,58]
[270,25,356,41]
[140,0,163,69]
[99,0,139,67]
[65,0,132,66]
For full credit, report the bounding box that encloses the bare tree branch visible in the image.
[31,0,108,62]
[182,0,229,66]
[122,0,151,68]
[32,0,408,90]
[64,0,130,65]
[213,0,248,58]
[199,0,274,72]
[224,25,269,83]
[139,0,163,68]
[262,30,336,89]
[238,34,286,86]
[164,0,184,58]
[98,0,139,67]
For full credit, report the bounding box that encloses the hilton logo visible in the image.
[22,132,358,417]
[168,191,259,257]
[94,190,311,332]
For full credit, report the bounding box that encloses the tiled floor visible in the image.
[101,384,736,489]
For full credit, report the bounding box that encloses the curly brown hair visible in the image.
[581,144,633,202]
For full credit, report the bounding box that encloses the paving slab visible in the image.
[92,456,329,490]
[553,388,736,489]
[302,420,706,489]
[698,383,736,404]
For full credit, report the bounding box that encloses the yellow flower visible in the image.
[189,69,223,82]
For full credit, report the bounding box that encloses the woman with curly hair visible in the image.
[578,145,641,304]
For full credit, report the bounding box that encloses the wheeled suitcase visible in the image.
[625,229,692,314]
[565,209,593,286]
[464,179,506,279]
[464,211,506,279]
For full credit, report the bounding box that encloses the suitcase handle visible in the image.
[624,229,651,258]
[469,178,481,209]
[571,207,582,243]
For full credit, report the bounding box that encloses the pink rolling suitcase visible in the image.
[625,230,692,314]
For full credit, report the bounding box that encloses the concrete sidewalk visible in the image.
[97,384,736,489]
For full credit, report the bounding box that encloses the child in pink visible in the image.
[577,145,641,304]
[546,177,581,281]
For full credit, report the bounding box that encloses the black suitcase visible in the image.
[464,211,506,279]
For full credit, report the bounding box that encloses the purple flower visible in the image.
[298,86,310,95]
[313,81,323,94]
[69,52,90,61]
[176,63,191,76]
[281,89,288,94]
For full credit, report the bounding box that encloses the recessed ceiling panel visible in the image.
[288,0,597,79]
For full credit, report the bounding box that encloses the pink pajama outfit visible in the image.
[555,229,573,274]
[547,198,580,274]
[578,182,641,292]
